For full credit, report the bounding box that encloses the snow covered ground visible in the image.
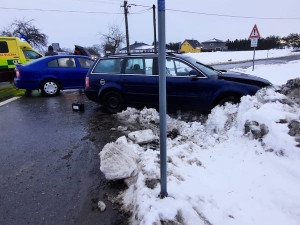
[186,48,300,65]
[99,49,300,225]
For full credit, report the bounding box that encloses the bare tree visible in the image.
[101,25,124,54]
[1,18,48,49]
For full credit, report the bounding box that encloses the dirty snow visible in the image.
[99,50,300,225]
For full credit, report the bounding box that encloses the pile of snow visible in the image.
[99,84,300,225]
[186,49,299,65]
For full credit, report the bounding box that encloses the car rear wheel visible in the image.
[103,91,124,114]
[41,80,60,97]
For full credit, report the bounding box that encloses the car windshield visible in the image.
[179,55,220,77]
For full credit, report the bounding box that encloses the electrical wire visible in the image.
[0,5,299,20]
[166,8,300,20]
[0,6,124,15]
[130,8,152,15]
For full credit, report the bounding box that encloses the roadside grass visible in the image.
[0,83,25,102]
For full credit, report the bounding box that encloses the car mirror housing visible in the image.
[189,69,199,76]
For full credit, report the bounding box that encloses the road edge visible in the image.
[0,96,21,107]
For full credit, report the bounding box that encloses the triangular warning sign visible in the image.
[249,24,260,38]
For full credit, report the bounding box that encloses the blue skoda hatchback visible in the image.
[14,55,94,96]
[85,53,271,113]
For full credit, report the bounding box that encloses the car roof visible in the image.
[100,52,184,59]
[44,55,92,59]
[17,55,93,68]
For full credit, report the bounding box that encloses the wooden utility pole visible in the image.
[122,0,130,54]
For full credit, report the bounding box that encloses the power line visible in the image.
[0,7,124,15]
[166,8,300,20]
[0,6,299,20]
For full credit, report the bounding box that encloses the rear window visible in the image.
[58,58,76,68]
[0,41,9,53]
[93,58,123,74]
[48,59,59,67]
[47,58,76,68]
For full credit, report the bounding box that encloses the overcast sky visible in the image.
[1,0,299,50]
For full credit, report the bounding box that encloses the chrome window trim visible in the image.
[91,56,157,75]
[90,55,208,79]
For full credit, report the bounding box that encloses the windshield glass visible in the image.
[179,55,219,77]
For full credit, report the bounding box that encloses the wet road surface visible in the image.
[0,90,128,225]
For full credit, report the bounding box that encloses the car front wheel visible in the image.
[41,80,60,96]
[217,96,240,106]
[102,91,124,113]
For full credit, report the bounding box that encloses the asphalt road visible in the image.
[0,90,128,225]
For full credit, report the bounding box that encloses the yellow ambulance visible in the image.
[0,36,43,82]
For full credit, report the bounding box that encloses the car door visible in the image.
[120,57,159,107]
[56,57,83,88]
[76,57,94,86]
[165,57,215,111]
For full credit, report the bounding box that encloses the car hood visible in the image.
[217,71,272,87]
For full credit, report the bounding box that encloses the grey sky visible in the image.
[1,0,299,49]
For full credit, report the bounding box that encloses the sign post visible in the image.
[157,0,168,199]
[249,24,260,71]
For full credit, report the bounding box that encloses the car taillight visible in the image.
[86,76,89,88]
[16,69,20,78]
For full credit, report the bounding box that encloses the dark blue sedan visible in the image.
[14,55,94,96]
[85,53,272,113]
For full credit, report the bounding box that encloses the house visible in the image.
[51,43,61,51]
[201,38,228,52]
[180,39,201,53]
[119,42,155,54]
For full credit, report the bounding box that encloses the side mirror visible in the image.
[189,69,198,76]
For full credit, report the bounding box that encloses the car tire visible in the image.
[41,80,60,97]
[217,96,240,106]
[103,91,124,114]
[24,89,32,97]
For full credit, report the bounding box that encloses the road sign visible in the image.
[251,38,258,47]
[249,24,260,38]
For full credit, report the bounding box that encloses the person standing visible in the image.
[45,45,58,56]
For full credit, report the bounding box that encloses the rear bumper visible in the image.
[14,78,39,90]
[84,89,99,102]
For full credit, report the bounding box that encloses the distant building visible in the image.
[201,38,227,52]
[51,43,60,51]
[180,39,201,53]
[119,42,154,53]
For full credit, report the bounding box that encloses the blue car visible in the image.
[84,53,271,113]
[14,55,94,96]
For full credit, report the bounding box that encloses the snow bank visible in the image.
[186,49,299,65]
[100,83,300,225]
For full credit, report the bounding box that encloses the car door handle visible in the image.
[122,79,127,82]
[53,71,59,74]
